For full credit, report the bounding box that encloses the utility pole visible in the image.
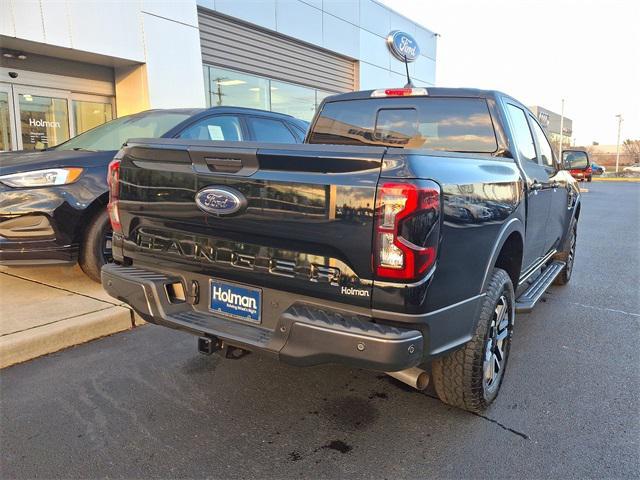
[615,114,623,173]
[558,99,565,159]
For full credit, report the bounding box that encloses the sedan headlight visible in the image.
[0,168,84,187]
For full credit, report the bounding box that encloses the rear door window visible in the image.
[178,115,243,141]
[247,117,297,143]
[309,97,497,153]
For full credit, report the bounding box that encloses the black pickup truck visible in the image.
[102,87,586,412]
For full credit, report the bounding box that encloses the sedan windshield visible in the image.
[54,111,192,151]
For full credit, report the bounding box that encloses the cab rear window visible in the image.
[308,97,498,153]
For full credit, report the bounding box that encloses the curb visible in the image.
[591,177,640,182]
[0,305,134,369]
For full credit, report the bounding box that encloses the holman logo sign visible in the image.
[29,118,61,128]
[386,30,420,62]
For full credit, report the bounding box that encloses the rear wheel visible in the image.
[78,208,113,283]
[431,268,514,412]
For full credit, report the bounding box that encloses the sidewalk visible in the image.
[0,265,144,368]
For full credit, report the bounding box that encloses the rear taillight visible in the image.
[374,180,441,281]
[107,159,121,234]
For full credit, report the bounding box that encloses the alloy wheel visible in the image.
[483,295,510,394]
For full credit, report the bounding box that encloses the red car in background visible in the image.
[570,164,592,182]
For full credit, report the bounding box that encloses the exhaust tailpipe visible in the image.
[386,367,429,391]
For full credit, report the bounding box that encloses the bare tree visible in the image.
[622,139,640,163]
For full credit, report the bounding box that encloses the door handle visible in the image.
[204,157,243,173]
[550,180,561,189]
[530,180,543,191]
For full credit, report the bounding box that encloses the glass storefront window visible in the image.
[270,81,316,121]
[18,94,70,151]
[203,65,339,122]
[0,92,12,151]
[73,100,113,134]
[208,67,269,110]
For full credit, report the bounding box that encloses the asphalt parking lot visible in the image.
[1,182,638,479]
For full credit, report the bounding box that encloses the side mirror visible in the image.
[562,150,589,170]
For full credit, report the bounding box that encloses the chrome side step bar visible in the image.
[515,260,565,313]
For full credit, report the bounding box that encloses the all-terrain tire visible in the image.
[553,222,577,285]
[431,268,514,413]
[79,208,112,283]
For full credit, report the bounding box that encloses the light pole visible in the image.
[615,114,623,173]
[558,99,565,159]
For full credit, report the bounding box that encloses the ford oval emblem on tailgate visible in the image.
[195,186,247,216]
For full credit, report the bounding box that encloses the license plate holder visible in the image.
[209,279,262,324]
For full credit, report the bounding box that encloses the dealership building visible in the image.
[528,105,573,147]
[0,0,437,152]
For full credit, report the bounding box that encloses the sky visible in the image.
[381,0,639,146]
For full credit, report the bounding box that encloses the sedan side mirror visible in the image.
[562,150,590,170]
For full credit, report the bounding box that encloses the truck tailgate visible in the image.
[115,140,386,308]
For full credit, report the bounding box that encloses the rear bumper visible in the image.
[101,263,424,372]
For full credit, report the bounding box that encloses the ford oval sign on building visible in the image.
[195,186,247,216]
[387,30,420,62]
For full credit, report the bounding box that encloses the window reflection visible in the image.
[270,81,316,121]
[310,98,498,153]
[208,67,269,110]
[73,100,113,134]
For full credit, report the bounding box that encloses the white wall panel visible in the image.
[300,0,322,9]
[142,13,205,108]
[389,70,408,88]
[359,29,388,68]
[389,11,415,37]
[323,0,359,26]
[276,0,323,47]
[359,0,388,37]
[0,0,15,37]
[322,12,359,59]
[142,0,199,27]
[413,55,436,85]
[359,61,390,90]
[40,0,72,47]
[215,0,276,30]
[11,0,45,43]
[66,0,144,61]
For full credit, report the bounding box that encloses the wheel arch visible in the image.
[480,218,524,292]
[73,192,109,244]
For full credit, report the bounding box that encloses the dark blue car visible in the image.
[0,107,308,281]
[591,162,605,175]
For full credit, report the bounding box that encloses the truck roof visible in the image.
[324,87,508,103]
